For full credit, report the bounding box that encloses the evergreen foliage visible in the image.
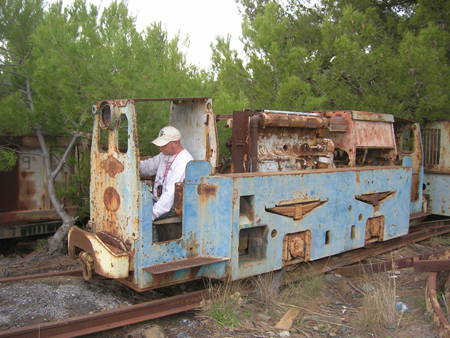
[211,0,450,122]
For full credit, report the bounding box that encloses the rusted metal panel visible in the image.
[423,173,450,216]
[329,115,347,132]
[365,216,385,243]
[0,220,62,239]
[89,100,140,242]
[68,226,131,278]
[353,120,396,148]
[174,182,184,219]
[259,112,329,129]
[322,111,398,167]
[229,165,411,279]
[282,231,311,265]
[413,257,450,272]
[231,110,249,173]
[0,155,18,213]
[179,162,410,281]
[68,100,140,282]
[351,111,395,122]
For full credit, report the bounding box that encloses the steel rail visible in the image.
[336,248,450,276]
[0,289,208,338]
[0,269,82,283]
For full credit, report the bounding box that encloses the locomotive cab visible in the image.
[69,98,228,290]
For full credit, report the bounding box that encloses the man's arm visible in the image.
[140,153,162,176]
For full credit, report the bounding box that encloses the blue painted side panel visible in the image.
[227,167,411,279]
[423,173,450,216]
[132,161,412,288]
[135,161,231,288]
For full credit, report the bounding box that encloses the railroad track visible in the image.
[0,290,207,338]
[2,218,450,338]
[0,269,83,283]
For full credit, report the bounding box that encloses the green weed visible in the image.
[204,279,245,328]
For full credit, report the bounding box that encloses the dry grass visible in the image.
[247,263,325,316]
[281,263,325,309]
[429,234,450,247]
[250,271,285,313]
[356,264,406,335]
[203,264,325,327]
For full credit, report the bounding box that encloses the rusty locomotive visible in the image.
[0,135,81,247]
[68,97,449,291]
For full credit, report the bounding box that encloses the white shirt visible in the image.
[140,149,194,221]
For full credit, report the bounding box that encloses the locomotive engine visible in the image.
[68,98,425,291]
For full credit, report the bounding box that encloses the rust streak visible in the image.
[197,183,218,203]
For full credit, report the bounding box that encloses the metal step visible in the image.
[143,257,229,274]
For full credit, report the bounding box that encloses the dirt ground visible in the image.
[0,236,447,338]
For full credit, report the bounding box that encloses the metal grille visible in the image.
[422,129,441,165]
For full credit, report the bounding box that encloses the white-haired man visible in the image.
[140,126,194,221]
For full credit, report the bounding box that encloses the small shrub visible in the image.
[204,279,245,328]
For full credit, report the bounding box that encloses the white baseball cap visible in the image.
[152,126,181,146]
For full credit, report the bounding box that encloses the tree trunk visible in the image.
[35,124,81,255]
[47,220,76,255]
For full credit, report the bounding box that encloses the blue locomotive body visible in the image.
[69,97,434,291]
